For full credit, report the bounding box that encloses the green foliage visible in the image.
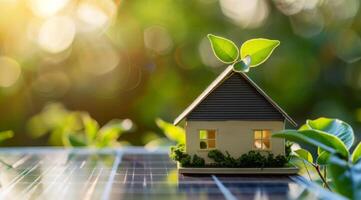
[208,34,280,73]
[192,154,205,167]
[207,34,239,63]
[294,149,313,163]
[170,144,205,167]
[0,130,14,142]
[273,129,349,158]
[273,117,361,199]
[26,102,133,147]
[156,118,185,144]
[352,142,361,163]
[208,150,288,168]
[240,38,280,67]
[328,155,361,199]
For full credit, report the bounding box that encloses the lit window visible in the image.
[199,130,216,150]
[254,130,271,150]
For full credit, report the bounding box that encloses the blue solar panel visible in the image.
[0,148,343,200]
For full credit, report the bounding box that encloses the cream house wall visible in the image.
[185,120,285,163]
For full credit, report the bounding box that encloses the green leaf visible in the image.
[300,117,354,149]
[82,114,99,143]
[207,34,239,63]
[329,155,361,199]
[240,38,280,67]
[156,118,185,144]
[316,151,330,165]
[233,56,250,72]
[0,130,14,142]
[273,129,349,158]
[352,142,361,163]
[294,149,313,163]
[68,134,87,147]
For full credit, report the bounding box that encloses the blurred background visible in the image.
[0,0,360,147]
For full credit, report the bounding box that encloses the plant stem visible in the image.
[302,160,312,181]
[312,164,331,191]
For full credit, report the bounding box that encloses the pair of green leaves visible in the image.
[207,34,280,73]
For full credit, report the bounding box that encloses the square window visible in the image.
[199,130,207,139]
[199,130,216,150]
[253,130,271,150]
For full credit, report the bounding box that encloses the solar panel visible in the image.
[0,148,342,200]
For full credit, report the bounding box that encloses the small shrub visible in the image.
[192,154,205,167]
[180,154,192,167]
[208,149,226,163]
[170,144,205,167]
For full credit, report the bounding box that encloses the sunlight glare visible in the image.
[38,16,76,54]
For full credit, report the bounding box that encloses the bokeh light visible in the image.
[37,16,76,53]
[0,57,21,88]
[28,0,70,17]
[219,0,269,29]
[0,0,360,147]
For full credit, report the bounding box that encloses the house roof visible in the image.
[173,65,297,126]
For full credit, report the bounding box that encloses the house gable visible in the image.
[187,72,284,122]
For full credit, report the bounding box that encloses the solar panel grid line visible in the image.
[13,155,66,199]
[100,150,122,200]
[36,159,75,198]
[84,167,103,200]
[212,175,237,200]
[0,161,41,198]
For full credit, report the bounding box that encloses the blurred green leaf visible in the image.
[0,130,14,142]
[207,34,239,64]
[294,149,313,163]
[316,151,330,165]
[329,155,361,199]
[156,118,185,144]
[352,142,361,163]
[82,114,99,143]
[68,134,87,147]
[240,38,280,67]
[300,117,354,149]
[273,129,349,158]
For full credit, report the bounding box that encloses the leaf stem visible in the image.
[312,163,331,191]
[302,160,312,181]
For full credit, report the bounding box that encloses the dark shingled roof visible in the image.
[174,66,297,126]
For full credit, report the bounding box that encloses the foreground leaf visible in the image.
[207,34,239,63]
[294,149,313,163]
[68,134,87,147]
[0,131,14,142]
[301,117,354,149]
[82,114,99,143]
[240,38,280,67]
[273,129,349,158]
[352,142,361,163]
[156,118,185,144]
[316,151,330,165]
[329,155,361,199]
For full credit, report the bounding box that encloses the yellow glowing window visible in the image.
[254,130,271,150]
[199,130,216,150]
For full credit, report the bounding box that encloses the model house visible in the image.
[174,66,297,162]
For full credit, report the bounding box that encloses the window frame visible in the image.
[253,129,272,151]
[198,129,217,151]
